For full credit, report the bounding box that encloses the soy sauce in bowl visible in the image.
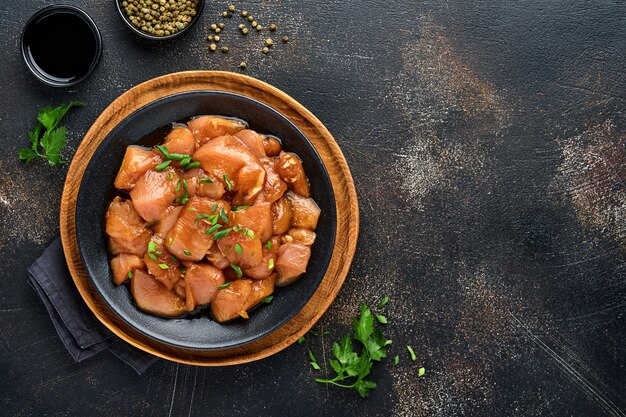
[21,5,102,87]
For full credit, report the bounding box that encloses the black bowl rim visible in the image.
[115,0,206,41]
[21,4,103,87]
[75,90,336,350]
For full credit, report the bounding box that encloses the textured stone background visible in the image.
[0,1,624,416]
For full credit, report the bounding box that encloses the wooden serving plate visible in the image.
[60,71,358,366]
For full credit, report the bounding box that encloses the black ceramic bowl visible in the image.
[75,91,336,350]
[115,0,205,40]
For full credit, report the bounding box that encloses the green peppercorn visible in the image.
[209,43,217,51]
[282,36,289,42]
[262,46,269,54]
[221,46,229,53]
[269,23,277,31]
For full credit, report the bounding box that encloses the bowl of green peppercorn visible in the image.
[116,0,205,40]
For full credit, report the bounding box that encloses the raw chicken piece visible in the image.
[271,196,292,235]
[143,237,181,290]
[285,192,320,230]
[161,125,195,156]
[183,263,225,311]
[235,129,266,158]
[230,202,273,243]
[211,279,253,322]
[106,196,152,256]
[275,243,311,286]
[217,229,263,268]
[243,247,276,280]
[260,158,288,203]
[206,244,230,269]
[275,152,310,197]
[181,168,225,200]
[193,135,266,205]
[153,206,183,237]
[285,228,316,246]
[130,270,186,317]
[262,136,282,157]
[130,168,180,222]
[245,274,276,310]
[166,196,229,261]
[114,146,162,191]
[188,115,247,148]
[110,253,145,285]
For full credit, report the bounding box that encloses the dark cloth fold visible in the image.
[27,237,159,374]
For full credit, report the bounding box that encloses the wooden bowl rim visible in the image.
[60,71,359,366]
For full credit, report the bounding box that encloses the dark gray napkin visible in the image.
[27,237,159,374]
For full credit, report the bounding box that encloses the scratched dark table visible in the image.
[1,1,625,416]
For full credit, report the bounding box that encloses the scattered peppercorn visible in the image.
[239,61,247,69]
[251,21,258,28]
[215,27,221,33]
[218,23,225,29]
[238,23,244,29]
[265,38,274,46]
[221,46,229,53]
[207,35,214,41]
[214,35,220,42]
[262,46,269,54]
[247,15,254,22]
[228,5,236,12]
[241,10,248,17]
[222,11,228,17]
[269,23,277,31]
[210,23,217,30]
[242,28,249,34]
[209,43,217,51]
[282,36,289,42]
[256,25,262,31]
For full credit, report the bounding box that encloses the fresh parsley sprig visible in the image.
[18,101,84,166]
[314,303,392,398]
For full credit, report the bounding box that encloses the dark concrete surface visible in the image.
[0,1,624,416]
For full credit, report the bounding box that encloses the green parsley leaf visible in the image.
[394,355,399,366]
[376,315,388,324]
[308,349,321,370]
[19,101,83,166]
[378,296,389,307]
[297,336,306,344]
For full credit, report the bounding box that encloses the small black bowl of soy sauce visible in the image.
[21,5,102,87]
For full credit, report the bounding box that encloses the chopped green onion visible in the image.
[266,240,272,250]
[268,258,274,269]
[211,203,218,212]
[166,172,174,181]
[418,367,426,377]
[235,243,243,255]
[127,271,133,279]
[219,282,232,290]
[297,336,306,344]
[187,207,197,211]
[183,250,192,256]
[158,263,169,270]
[185,161,201,171]
[232,205,250,211]
[180,267,186,274]
[230,263,242,277]
[308,349,320,370]
[180,156,192,166]
[148,253,158,262]
[394,355,399,366]
[145,220,159,228]
[175,179,181,192]
[219,207,229,223]
[199,177,214,184]
[407,345,417,362]
[168,237,173,246]
[206,223,223,234]
[196,214,210,220]
[223,173,233,191]
[167,153,187,161]
[148,241,157,253]
[155,160,172,171]
[262,295,274,303]
[155,145,169,156]
[170,255,178,263]
[213,227,232,240]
